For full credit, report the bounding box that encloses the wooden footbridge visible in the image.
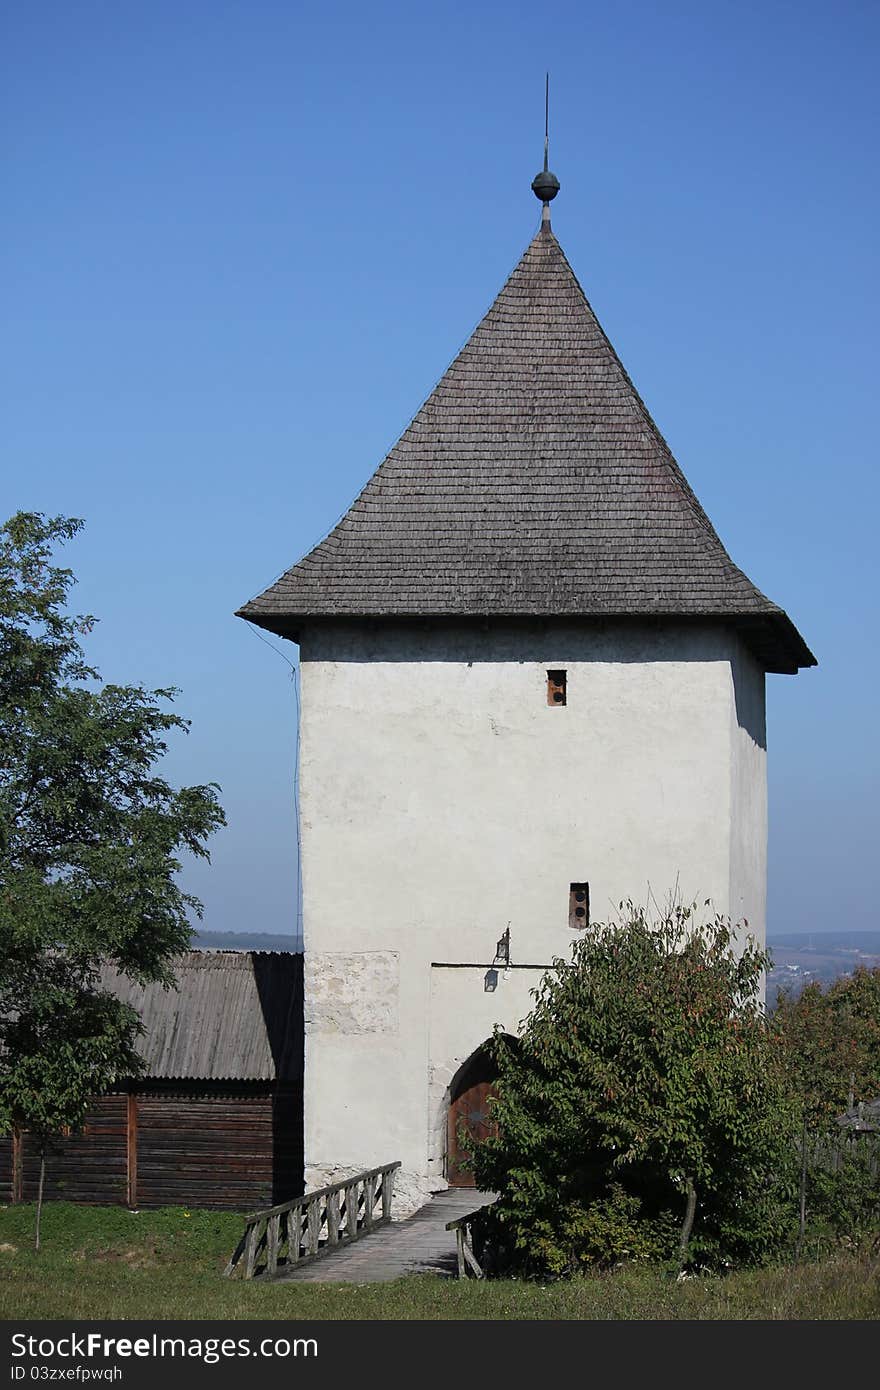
[224,1163,493,1283]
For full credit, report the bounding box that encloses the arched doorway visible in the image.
[446,1044,498,1187]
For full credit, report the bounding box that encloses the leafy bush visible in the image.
[470,902,798,1277]
[773,968,880,1246]
[772,967,880,1125]
[805,1139,880,1243]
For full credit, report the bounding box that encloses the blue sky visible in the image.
[3,1,877,941]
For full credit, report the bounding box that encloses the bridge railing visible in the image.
[445,1210,485,1279]
[224,1161,401,1280]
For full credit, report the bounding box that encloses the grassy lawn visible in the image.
[2,1203,878,1320]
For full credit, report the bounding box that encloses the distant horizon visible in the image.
[767,930,880,943]
[192,927,880,945]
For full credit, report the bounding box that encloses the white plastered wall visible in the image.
[728,635,768,947]
[297,620,767,1213]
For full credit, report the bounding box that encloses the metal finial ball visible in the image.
[531,169,560,202]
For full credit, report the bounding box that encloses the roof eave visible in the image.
[731,612,817,674]
[236,606,817,673]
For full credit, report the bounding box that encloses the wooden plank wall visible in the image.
[0,1084,303,1210]
[136,1091,275,1209]
[0,1131,13,1204]
[20,1097,128,1206]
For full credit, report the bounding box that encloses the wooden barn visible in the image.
[0,951,303,1211]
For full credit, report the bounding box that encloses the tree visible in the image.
[773,968,880,1126]
[0,512,225,1246]
[772,968,880,1250]
[470,902,796,1277]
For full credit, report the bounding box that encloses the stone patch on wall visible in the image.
[306,951,399,1034]
[305,1164,433,1220]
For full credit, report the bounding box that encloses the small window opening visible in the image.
[547,670,567,706]
[569,882,590,930]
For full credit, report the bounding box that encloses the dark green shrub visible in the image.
[773,968,880,1248]
[773,968,880,1125]
[805,1138,880,1242]
[470,902,797,1277]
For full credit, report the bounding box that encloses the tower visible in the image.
[237,156,814,1212]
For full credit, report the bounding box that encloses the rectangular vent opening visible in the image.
[547,670,567,706]
[569,882,590,930]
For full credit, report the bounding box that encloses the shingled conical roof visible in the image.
[238,223,814,672]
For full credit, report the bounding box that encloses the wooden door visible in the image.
[447,1075,497,1186]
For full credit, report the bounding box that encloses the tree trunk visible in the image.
[795,1115,808,1262]
[678,1175,697,1273]
[35,1144,46,1254]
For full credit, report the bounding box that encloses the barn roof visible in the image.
[237,223,814,674]
[100,951,302,1083]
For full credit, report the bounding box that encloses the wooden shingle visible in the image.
[238,225,814,673]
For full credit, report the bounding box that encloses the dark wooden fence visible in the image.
[1,1097,129,1206]
[808,1131,879,1176]
[225,1162,401,1280]
[0,1083,302,1211]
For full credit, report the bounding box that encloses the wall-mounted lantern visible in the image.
[484,926,512,991]
[494,926,511,978]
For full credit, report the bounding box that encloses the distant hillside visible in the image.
[766,931,880,1007]
[192,929,300,953]
[189,929,880,1001]
[768,931,880,954]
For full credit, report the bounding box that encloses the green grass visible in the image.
[2,1203,878,1320]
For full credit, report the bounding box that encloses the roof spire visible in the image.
[531,72,560,224]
